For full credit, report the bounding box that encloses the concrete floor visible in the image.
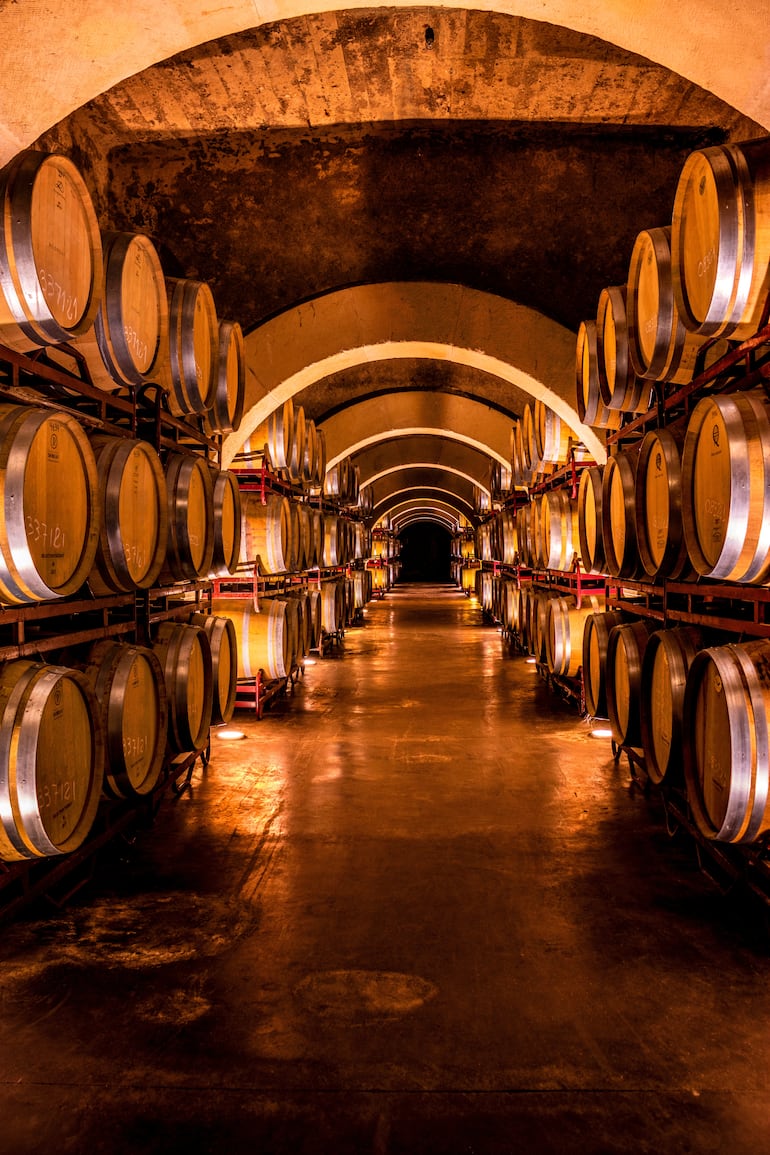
[1,583,770,1153]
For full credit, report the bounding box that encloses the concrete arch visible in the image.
[354,435,492,492]
[370,467,477,513]
[395,514,458,533]
[0,2,766,164]
[223,283,605,467]
[374,487,475,523]
[380,497,467,531]
[365,463,490,496]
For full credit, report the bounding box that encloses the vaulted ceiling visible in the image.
[4,2,766,534]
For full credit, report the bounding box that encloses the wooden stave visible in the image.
[287,405,306,485]
[214,597,291,682]
[601,451,642,579]
[0,151,103,351]
[605,618,658,747]
[152,622,213,754]
[155,277,219,417]
[0,404,101,604]
[203,320,245,435]
[639,626,704,787]
[577,465,605,575]
[83,639,168,800]
[672,137,770,341]
[161,451,216,582]
[88,434,168,594]
[190,612,238,725]
[634,426,689,582]
[683,640,770,843]
[0,659,104,861]
[681,391,770,584]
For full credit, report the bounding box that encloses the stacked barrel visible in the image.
[0,148,251,863]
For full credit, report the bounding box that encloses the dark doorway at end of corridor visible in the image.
[398,524,452,582]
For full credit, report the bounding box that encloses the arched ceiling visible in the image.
[3,3,766,536]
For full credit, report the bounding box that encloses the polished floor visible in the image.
[1,584,770,1153]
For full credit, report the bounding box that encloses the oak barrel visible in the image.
[0,404,100,604]
[539,489,578,572]
[577,465,605,575]
[153,277,218,416]
[596,284,652,412]
[189,612,237,724]
[213,597,294,681]
[87,231,167,389]
[534,399,573,465]
[161,451,215,581]
[681,391,770,584]
[627,225,711,384]
[546,595,603,678]
[0,151,102,351]
[83,640,167,799]
[634,426,689,581]
[240,492,292,575]
[606,619,658,747]
[209,469,242,577]
[576,320,623,430]
[203,320,245,435]
[88,434,168,594]
[152,621,213,753]
[639,626,703,787]
[672,137,770,340]
[684,639,770,843]
[601,450,641,579]
[582,609,630,719]
[0,659,103,860]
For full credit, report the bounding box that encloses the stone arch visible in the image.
[220,283,606,467]
[0,2,765,164]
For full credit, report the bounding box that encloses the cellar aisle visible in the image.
[0,584,769,1154]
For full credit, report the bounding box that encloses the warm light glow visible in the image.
[215,728,247,741]
[304,658,317,666]
[526,658,536,665]
[590,728,613,739]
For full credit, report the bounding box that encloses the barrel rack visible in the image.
[0,340,222,921]
[454,285,770,906]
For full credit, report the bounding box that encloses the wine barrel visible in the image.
[606,619,658,747]
[0,404,100,604]
[240,492,292,575]
[323,516,350,567]
[314,428,327,487]
[539,489,578,572]
[83,640,167,799]
[321,580,346,634]
[190,612,238,724]
[152,621,213,753]
[288,405,306,485]
[302,419,318,485]
[634,426,689,581]
[353,568,372,610]
[601,450,641,579]
[82,231,167,389]
[286,499,302,572]
[88,434,167,594]
[582,609,630,718]
[209,469,242,578]
[671,137,770,340]
[682,391,770,584]
[297,502,313,571]
[627,225,711,385]
[0,151,102,351]
[534,399,573,465]
[576,320,623,430]
[161,452,215,581]
[683,639,770,843]
[532,593,574,664]
[596,285,652,413]
[546,595,603,678]
[151,278,218,417]
[214,597,294,681]
[577,465,605,575]
[0,659,103,860]
[640,626,703,787]
[204,320,245,435]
